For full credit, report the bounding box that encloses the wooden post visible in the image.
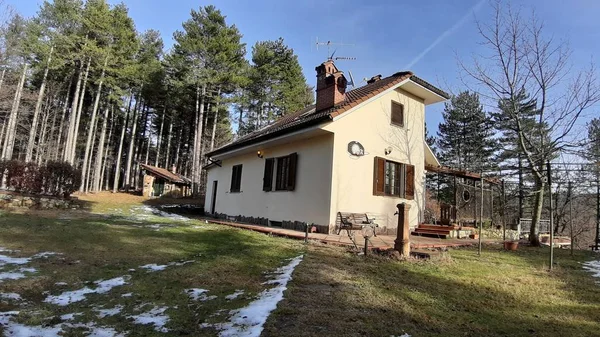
[394,203,411,257]
[502,180,506,242]
[547,161,554,270]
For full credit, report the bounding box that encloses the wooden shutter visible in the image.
[263,158,274,191]
[286,153,298,191]
[405,164,415,200]
[373,157,385,195]
[391,101,404,127]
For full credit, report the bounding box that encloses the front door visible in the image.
[210,180,218,214]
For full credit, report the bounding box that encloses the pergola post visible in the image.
[394,203,411,257]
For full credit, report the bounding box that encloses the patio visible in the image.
[206,218,477,250]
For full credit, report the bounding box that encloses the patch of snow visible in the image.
[121,292,133,298]
[216,255,304,337]
[139,260,195,272]
[129,306,170,333]
[55,282,68,286]
[19,267,37,273]
[0,271,27,281]
[139,263,168,272]
[0,254,31,266]
[184,288,217,301]
[87,326,125,337]
[96,305,124,318]
[44,276,130,306]
[225,290,244,301]
[132,205,191,222]
[583,260,600,278]
[32,252,60,259]
[60,313,82,321]
[0,293,22,301]
[0,311,62,337]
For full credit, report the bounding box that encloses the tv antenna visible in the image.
[315,37,355,60]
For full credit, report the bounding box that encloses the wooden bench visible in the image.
[337,212,378,249]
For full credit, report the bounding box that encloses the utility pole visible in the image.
[478,174,483,256]
[568,181,574,256]
[596,172,600,251]
[547,161,554,270]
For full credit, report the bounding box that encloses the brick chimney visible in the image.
[315,60,348,112]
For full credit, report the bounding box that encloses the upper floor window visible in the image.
[391,101,404,127]
[230,164,243,192]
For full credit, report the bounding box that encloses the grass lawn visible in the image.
[0,193,305,336]
[265,244,600,337]
[0,192,599,337]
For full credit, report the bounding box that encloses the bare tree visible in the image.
[460,1,600,245]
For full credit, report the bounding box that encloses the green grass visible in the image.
[2,193,600,336]
[264,244,600,337]
[0,194,304,336]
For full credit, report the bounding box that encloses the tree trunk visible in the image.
[64,61,85,163]
[210,88,222,151]
[80,56,108,191]
[2,63,28,160]
[124,97,141,191]
[529,174,545,246]
[192,85,206,196]
[25,45,53,162]
[164,118,173,168]
[93,104,110,192]
[55,80,72,161]
[113,93,132,192]
[36,97,52,165]
[100,106,114,191]
[155,104,166,166]
[85,114,100,193]
[70,57,91,163]
[133,104,148,189]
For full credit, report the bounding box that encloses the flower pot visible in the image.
[504,241,519,251]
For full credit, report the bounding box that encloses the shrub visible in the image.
[0,160,81,197]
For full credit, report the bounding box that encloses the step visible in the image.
[411,230,449,239]
[413,227,452,234]
[418,224,459,231]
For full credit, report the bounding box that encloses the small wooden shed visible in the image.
[140,164,191,198]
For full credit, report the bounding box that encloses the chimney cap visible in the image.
[367,74,382,84]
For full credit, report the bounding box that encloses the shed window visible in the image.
[373,157,414,199]
[391,101,404,127]
[230,164,242,193]
[275,153,298,191]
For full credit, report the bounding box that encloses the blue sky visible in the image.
[7,0,600,135]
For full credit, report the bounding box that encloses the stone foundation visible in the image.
[0,192,78,210]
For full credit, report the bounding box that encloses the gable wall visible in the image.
[204,133,334,227]
[323,87,426,233]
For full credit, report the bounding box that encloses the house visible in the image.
[204,60,448,234]
[140,164,191,198]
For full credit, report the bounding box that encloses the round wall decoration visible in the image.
[347,141,365,156]
[463,190,471,202]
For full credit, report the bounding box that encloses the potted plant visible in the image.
[504,231,519,251]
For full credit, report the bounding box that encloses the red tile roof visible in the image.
[140,164,191,185]
[206,72,448,157]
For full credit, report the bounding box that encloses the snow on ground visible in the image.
[128,306,170,333]
[184,288,217,301]
[60,313,82,321]
[96,305,124,318]
[139,260,195,272]
[121,292,133,298]
[225,290,244,301]
[583,260,600,279]
[44,276,130,306]
[0,292,22,301]
[0,250,60,283]
[210,255,304,337]
[131,205,191,222]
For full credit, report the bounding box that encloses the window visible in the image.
[275,153,298,191]
[391,101,404,127]
[263,158,275,191]
[230,164,242,192]
[373,157,414,199]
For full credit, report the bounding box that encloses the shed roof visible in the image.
[140,164,191,185]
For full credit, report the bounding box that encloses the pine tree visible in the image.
[436,91,495,172]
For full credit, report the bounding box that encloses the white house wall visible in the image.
[204,133,334,226]
[323,87,426,233]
